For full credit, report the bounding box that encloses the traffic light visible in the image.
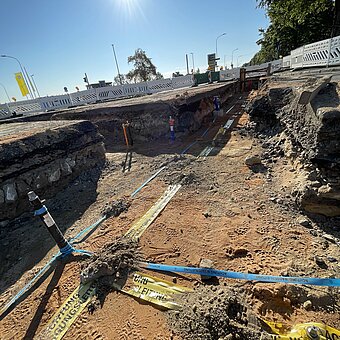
[64,87,68,93]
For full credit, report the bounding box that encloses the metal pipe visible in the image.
[111,44,122,85]
[28,191,69,250]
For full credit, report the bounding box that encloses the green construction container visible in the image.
[194,73,209,85]
[211,71,220,82]
[194,72,221,85]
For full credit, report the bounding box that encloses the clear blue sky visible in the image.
[0,0,268,102]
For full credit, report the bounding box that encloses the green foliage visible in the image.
[250,0,335,65]
[155,72,164,80]
[113,74,130,85]
[172,71,184,77]
[127,48,163,82]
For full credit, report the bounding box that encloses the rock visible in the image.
[202,211,212,218]
[16,179,31,196]
[327,256,337,263]
[245,156,261,166]
[48,168,61,183]
[0,189,4,204]
[303,300,313,310]
[0,220,9,228]
[314,256,327,268]
[61,160,73,174]
[297,216,312,228]
[3,183,18,202]
[310,230,318,237]
[199,258,214,280]
[323,234,336,243]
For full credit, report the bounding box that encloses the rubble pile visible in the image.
[245,78,340,216]
[167,285,266,340]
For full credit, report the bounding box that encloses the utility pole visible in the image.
[112,44,123,85]
[185,54,189,74]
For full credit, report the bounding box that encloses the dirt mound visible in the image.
[100,197,131,218]
[167,285,267,340]
[80,236,141,285]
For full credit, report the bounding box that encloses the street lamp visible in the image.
[190,52,195,74]
[1,54,34,99]
[31,74,41,98]
[0,82,11,102]
[215,33,226,57]
[111,44,122,85]
[231,48,239,69]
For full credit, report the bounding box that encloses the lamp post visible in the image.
[231,48,239,69]
[111,44,122,85]
[185,54,189,74]
[0,82,11,102]
[215,33,226,57]
[31,74,41,98]
[0,54,34,99]
[190,52,195,74]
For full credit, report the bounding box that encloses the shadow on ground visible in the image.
[0,167,101,296]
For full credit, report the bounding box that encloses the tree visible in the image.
[126,48,163,82]
[113,74,130,85]
[155,72,164,80]
[172,71,184,77]
[250,0,336,64]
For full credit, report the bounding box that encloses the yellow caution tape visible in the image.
[37,281,96,340]
[130,272,192,294]
[263,319,340,340]
[38,184,183,339]
[118,272,192,310]
[125,184,181,241]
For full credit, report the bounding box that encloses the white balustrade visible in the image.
[70,88,97,105]
[147,78,173,93]
[39,94,71,110]
[172,75,194,89]
[8,98,42,114]
[0,104,11,119]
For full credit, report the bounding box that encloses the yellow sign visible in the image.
[15,72,29,97]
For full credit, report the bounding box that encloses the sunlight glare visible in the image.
[115,0,146,22]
